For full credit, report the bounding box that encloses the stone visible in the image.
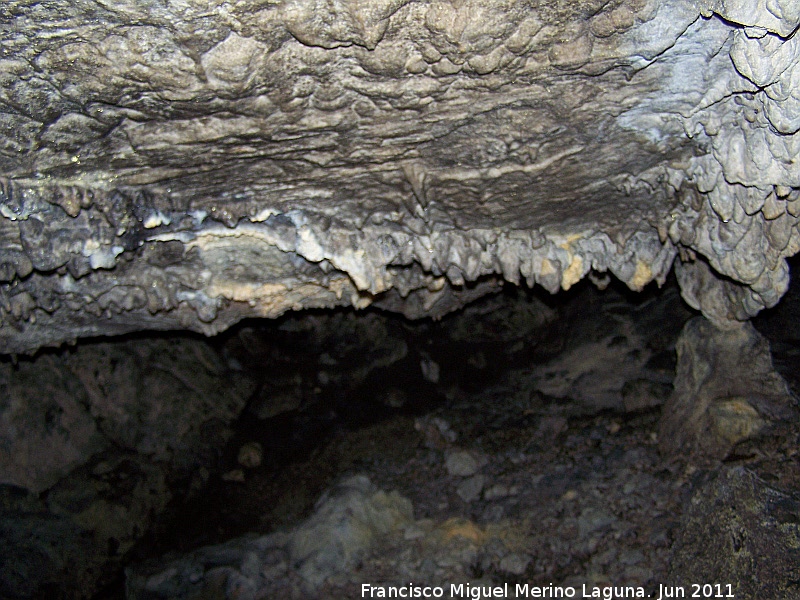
[578,508,618,539]
[0,335,253,493]
[1,1,799,352]
[483,484,517,501]
[659,316,794,461]
[420,356,440,384]
[0,356,106,493]
[222,469,246,483]
[127,475,414,596]
[619,549,645,566]
[667,467,800,599]
[3,0,800,595]
[415,416,458,449]
[456,475,486,503]
[445,450,481,478]
[287,475,413,590]
[247,387,303,420]
[237,442,264,469]
[621,379,672,413]
[529,326,653,413]
[379,388,408,409]
[707,397,765,446]
[499,552,531,576]
[0,453,171,599]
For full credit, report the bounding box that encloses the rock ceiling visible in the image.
[1,0,799,353]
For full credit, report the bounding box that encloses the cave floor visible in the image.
[3,267,800,599]
[122,275,800,600]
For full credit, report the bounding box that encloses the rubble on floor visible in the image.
[2,275,800,599]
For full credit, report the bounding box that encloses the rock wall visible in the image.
[1,0,799,352]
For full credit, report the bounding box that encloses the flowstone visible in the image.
[1,0,799,352]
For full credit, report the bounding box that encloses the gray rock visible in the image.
[482,505,506,523]
[237,442,264,469]
[659,317,795,461]
[446,450,481,478]
[622,379,672,413]
[1,334,253,493]
[619,549,645,566]
[483,484,517,501]
[0,453,170,599]
[288,475,413,590]
[499,552,531,576]
[0,356,105,493]
[456,475,486,503]
[668,467,800,599]
[578,507,618,539]
[125,476,414,597]
[1,0,799,352]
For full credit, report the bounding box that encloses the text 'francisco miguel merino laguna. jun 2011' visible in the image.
[361,582,736,599]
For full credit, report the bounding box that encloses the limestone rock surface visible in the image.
[658,316,795,462]
[0,336,254,493]
[1,0,799,350]
[668,467,800,599]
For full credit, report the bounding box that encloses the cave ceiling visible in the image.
[1,0,799,353]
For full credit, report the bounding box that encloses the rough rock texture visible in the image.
[668,467,800,599]
[126,475,414,599]
[6,267,800,598]
[118,280,693,600]
[658,316,795,462]
[116,278,800,600]
[1,0,799,352]
[0,336,256,598]
[1,453,172,598]
[0,336,255,493]
[125,475,414,599]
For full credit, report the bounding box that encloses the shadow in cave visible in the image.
[7,265,800,600]
[121,275,693,575]
[754,253,800,397]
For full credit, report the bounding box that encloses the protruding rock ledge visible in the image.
[1,0,799,352]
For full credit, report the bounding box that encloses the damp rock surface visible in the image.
[1,0,800,352]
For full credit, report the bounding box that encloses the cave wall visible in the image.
[1,0,799,352]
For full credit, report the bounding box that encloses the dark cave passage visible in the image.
[3,265,800,599]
